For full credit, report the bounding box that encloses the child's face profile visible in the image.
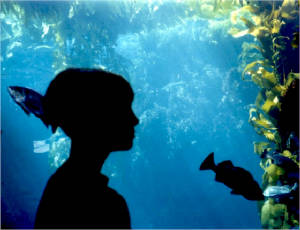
[78,86,139,152]
[101,92,139,152]
[44,68,139,153]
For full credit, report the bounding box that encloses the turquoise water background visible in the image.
[1,1,265,228]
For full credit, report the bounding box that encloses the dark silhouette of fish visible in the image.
[200,152,264,201]
[8,86,48,127]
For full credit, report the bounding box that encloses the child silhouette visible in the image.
[9,68,138,228]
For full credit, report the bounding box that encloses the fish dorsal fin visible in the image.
[200,152,216,171]
[219,160,234,168]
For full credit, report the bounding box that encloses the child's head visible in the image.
[43,68,139,151]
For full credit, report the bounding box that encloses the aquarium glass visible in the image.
[1,0,299,229]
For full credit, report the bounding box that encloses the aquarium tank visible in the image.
[1,0,299,229]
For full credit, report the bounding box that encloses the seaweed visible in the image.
[185,0,243,19]
[230,0,299,228]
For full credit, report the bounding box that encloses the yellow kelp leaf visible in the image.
[261,199,273,228]
[250,26,269,38]
[241,4,259,14]
[287,72,299,80]
[285,76,295,87]
[261,69,277,84]
[229,28,249,38]
[249,107,274,129]
[291,31,299,48]
[272,36,289,51]
[251,15,261,26]
[229,3,259,27]
[283,73,298,90]
[253,141,270,155]
[261,94,281,114]
[271,8,282,21]
[255,91,265,108]
[230,9,239,24]
[271,84,286,96]
[251,72,265,88]
[282,150,299,166]
[271,202,287,217]
[266,164,285,184]
[281,10,296,20]
[249,107,258,117]
[271,203,289,229]
[261,100,275,113]
[271,19,284,34]
[250,112,276,130]
[261,199,290,229]
[242,60,266,79]
[260,159,272,171]
[264,130,276,141]
[263,130,280,144]
[281,0,297,20]
[265,89,277,100]
[272,51,281,65]
[273,43,284,50]
[240,16,255,29]
[282,149,292,158]
[249,44,263,53]
[255,67,278,89]
[291,217,299,227]
[258,113,276,129]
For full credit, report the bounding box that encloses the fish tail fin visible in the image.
[200,152,216,171]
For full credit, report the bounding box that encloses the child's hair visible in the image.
[42,68,133,133]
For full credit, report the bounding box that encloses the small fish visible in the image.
[263,183,298,198]
[200,152,264,201]
[261,150,299,173]
[8,86,48,126]
[33,140,50,154]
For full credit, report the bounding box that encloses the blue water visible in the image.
[2,1,266,228]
